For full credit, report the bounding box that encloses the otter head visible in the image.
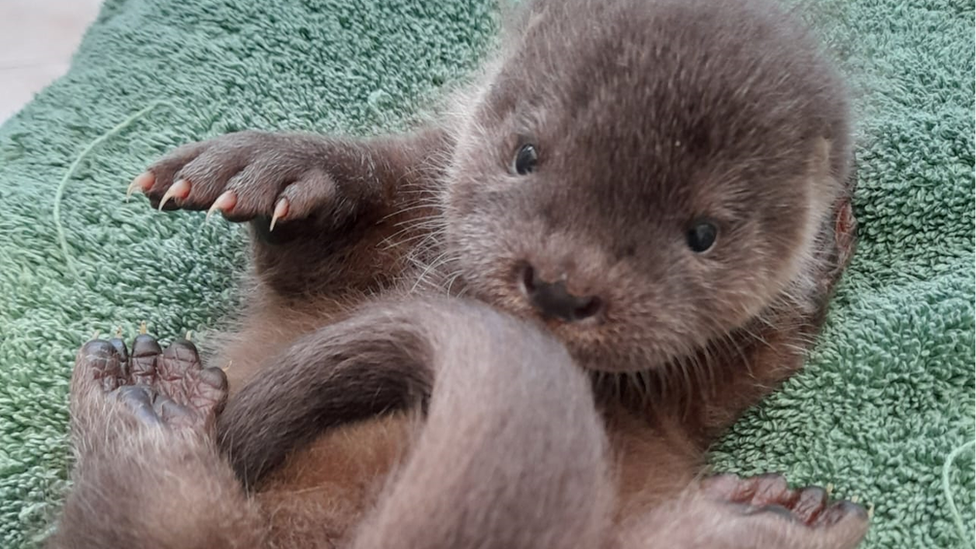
[443,0,850,373]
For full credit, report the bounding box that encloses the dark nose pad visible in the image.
[519,265,603,322]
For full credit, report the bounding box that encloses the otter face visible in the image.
[443,0,848,373]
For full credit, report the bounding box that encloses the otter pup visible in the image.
[52,0,864,545]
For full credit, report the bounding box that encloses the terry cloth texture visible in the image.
[0,0,972,547]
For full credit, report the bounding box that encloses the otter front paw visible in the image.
[129,131,343,230]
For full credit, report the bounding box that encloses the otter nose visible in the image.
[519,265,603,322]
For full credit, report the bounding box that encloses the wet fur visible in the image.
[51,0,864,546]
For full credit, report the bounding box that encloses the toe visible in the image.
[187,367,229,418]
[168,147,251,212]
[808,501,871,548]
[272,168,337,223]
[145,141,212,206]
[792,486,829,525]
[219,164,288,222]
[750,474,794,507]
[130,334,162,386]
[835,200,856,243]
[73,340,124,394]
[107,336,129,366]
[835,200,857,263]
[155,339,203,405]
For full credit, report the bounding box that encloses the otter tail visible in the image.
[346,299,613,549]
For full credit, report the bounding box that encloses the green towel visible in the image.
[0,0,971,547]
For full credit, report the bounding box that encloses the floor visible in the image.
[0,0,103,124]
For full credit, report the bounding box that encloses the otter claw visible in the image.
[126,172,154,200]
[206,191,238,221]
[158,179,191,210]
[269,198,289,231]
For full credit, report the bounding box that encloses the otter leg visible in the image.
[48,335,266,549]
[133,127,449,297]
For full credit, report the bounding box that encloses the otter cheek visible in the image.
[445,182,480,217]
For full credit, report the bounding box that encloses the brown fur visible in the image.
[51,301,866,549]
[51,300,616,549]
[256,415,416,548]
[51,0,866,546]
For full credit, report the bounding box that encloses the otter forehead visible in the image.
[484,0,847,196]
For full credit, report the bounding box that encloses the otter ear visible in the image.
[808,137,844,201]
[809,137,833,181]
[812,138,831,173]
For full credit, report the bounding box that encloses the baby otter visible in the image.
[51,0,864,546]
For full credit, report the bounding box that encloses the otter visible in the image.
[50,0,865,546]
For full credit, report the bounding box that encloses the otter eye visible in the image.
[687,220,718,253]
[512,144,538,175]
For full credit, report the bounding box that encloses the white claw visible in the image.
[269,198,289,232]
[126,172,154,201]
[158,179,191,211]
[125,181,140,201]
[206,202,221,222]
[206,191,237,222]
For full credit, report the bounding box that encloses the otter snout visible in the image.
[518,264,603,322]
